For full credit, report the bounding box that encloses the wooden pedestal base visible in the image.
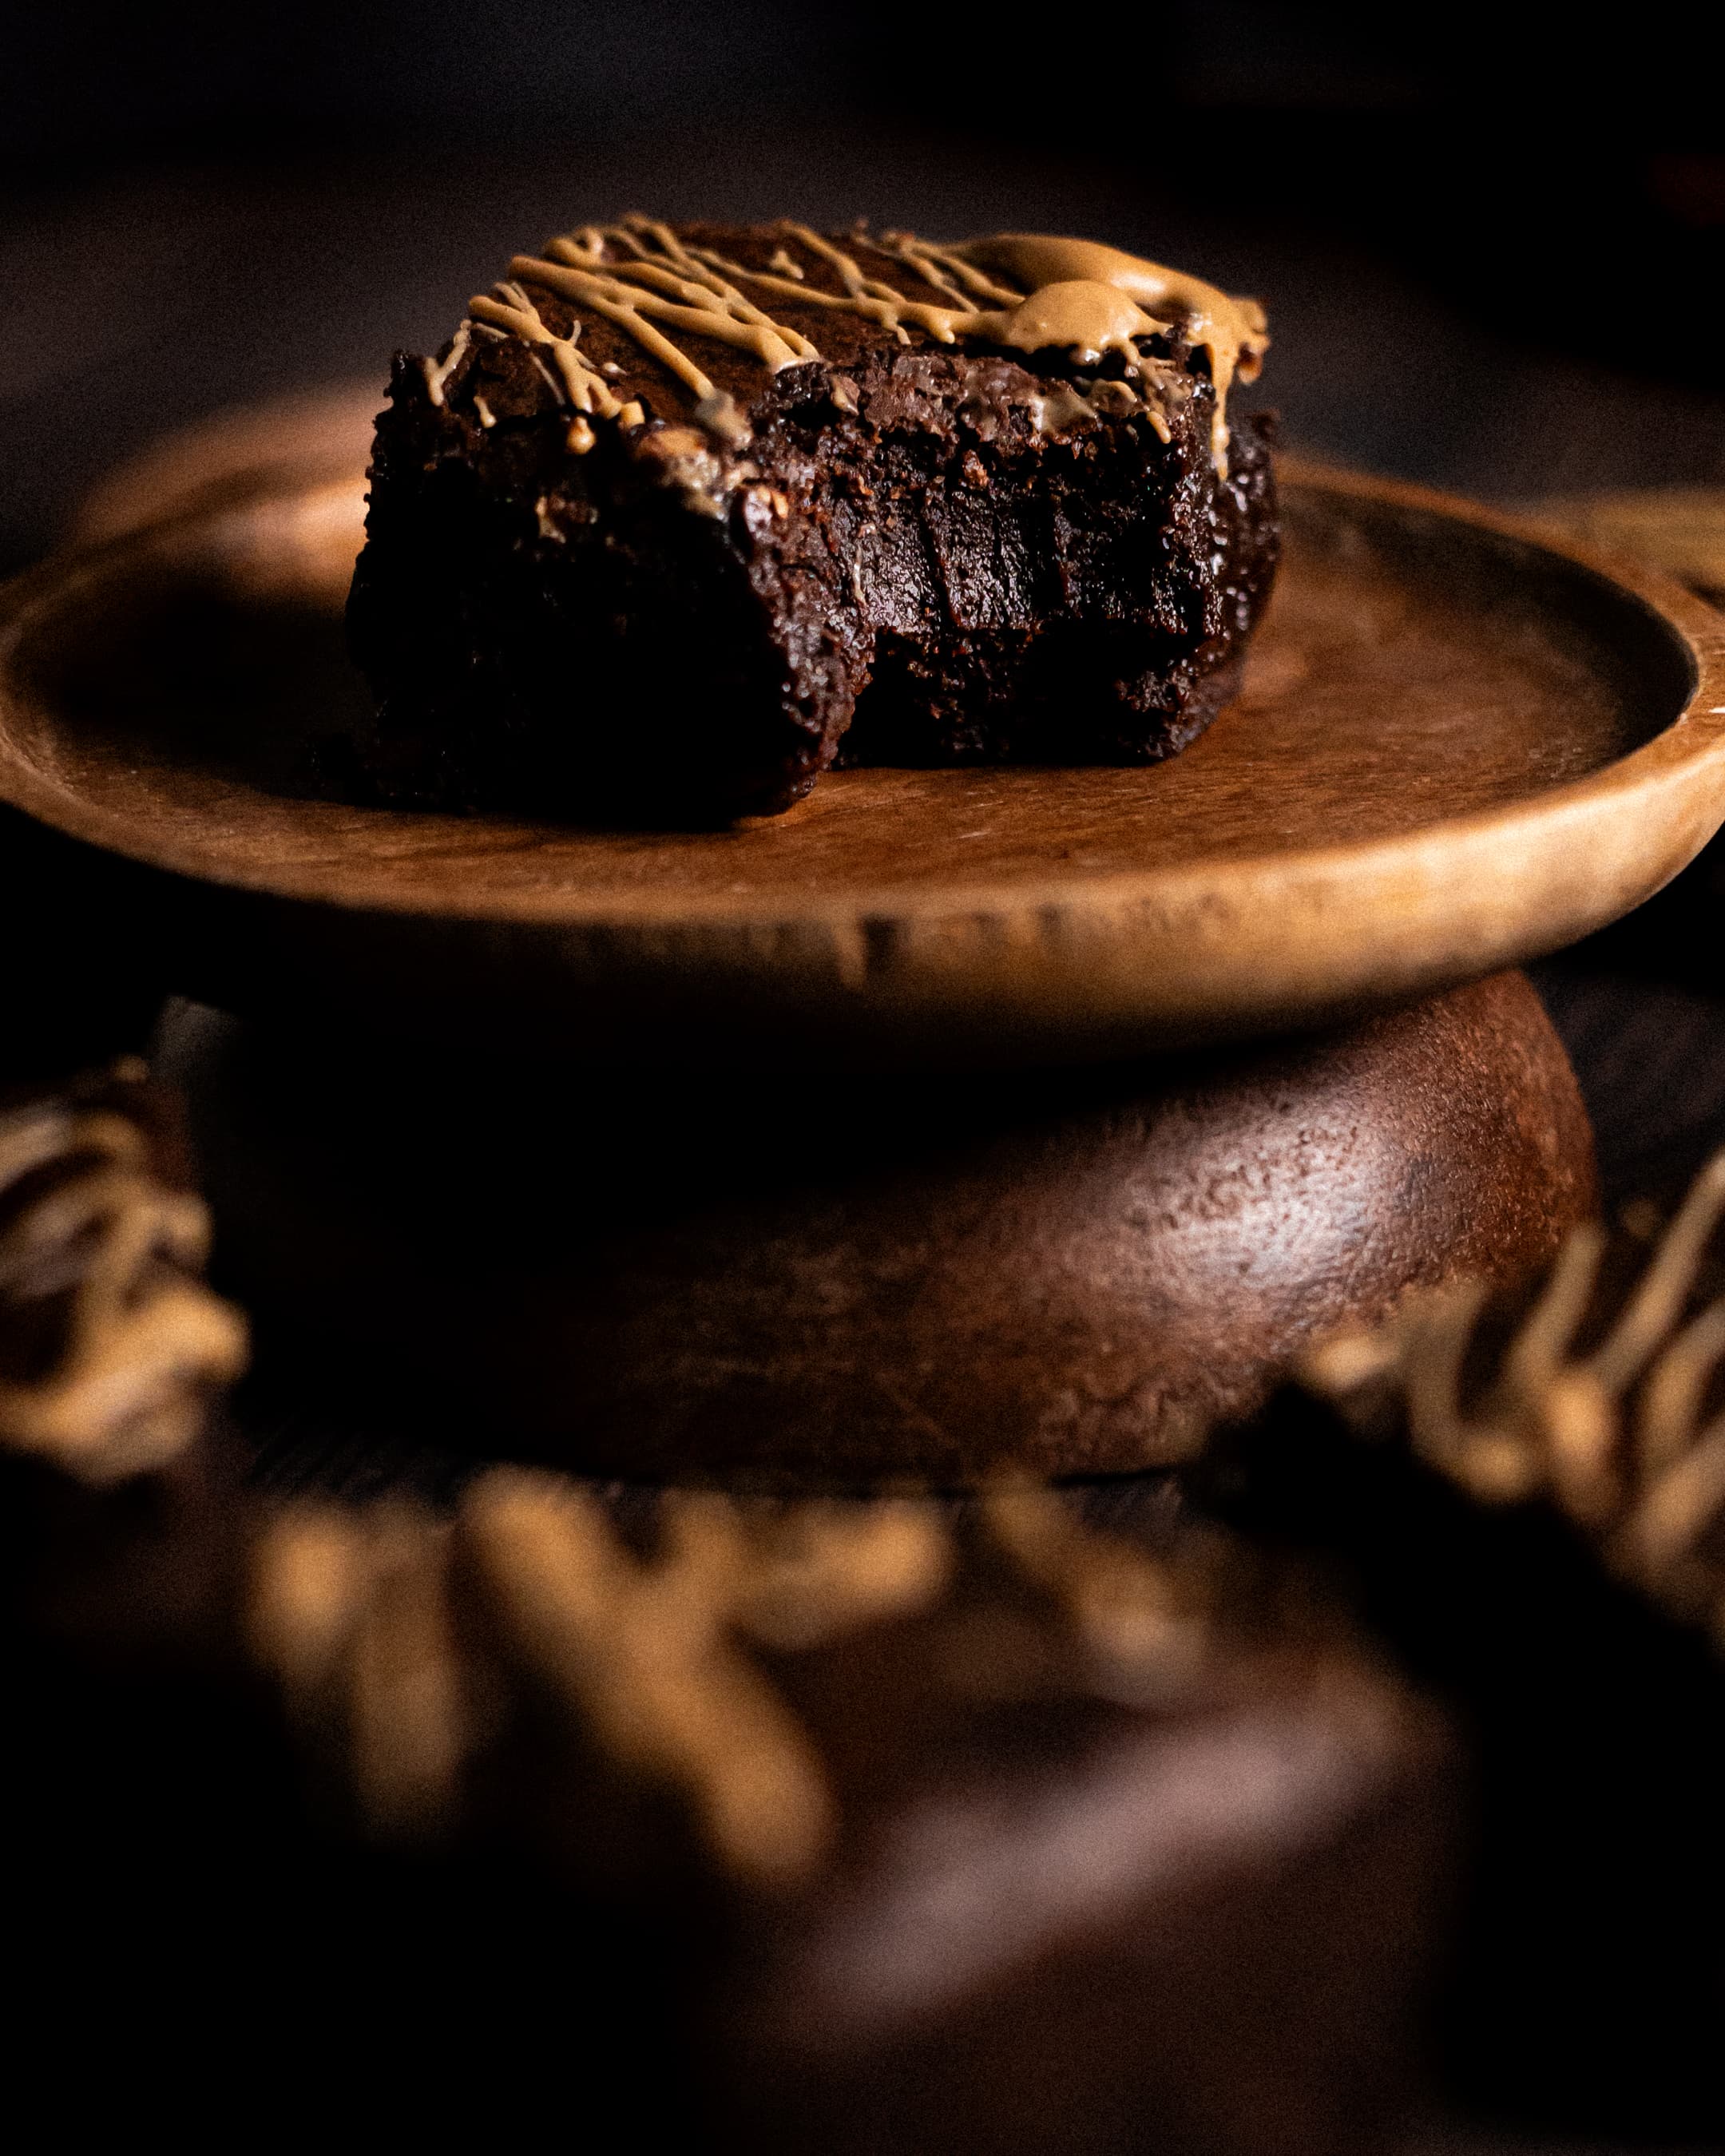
[160,971,1595,1486]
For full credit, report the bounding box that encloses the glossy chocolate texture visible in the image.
[343,222,1277,822]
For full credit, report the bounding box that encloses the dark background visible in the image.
[6,1,1725,574]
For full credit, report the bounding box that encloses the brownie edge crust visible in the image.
[343,220,1279,823]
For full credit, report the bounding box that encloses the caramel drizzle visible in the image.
[249,1476,1219,1883]
[459,216,1267,470]
[251,1502,466,1841]
[1306,1150,1725,1643]
[420,319,472,407]
[983,1481,1214,1697]
[678,221,999,347]
[466,282,646,451]
[461,1482,952,1881]
[949,233,1268,460]
[252,1481,954,1879]
[0,1071,248,1483]
[874,232,1025,308]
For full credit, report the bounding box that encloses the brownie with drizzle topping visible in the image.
[343,219,1278,822]
[6,1370,1456,2148]
[0,1062,246,1481]
[232,1479,1455,2152]
[1195,1167,1725,2142]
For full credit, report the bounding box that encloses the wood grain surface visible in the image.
[2,458,1722,1063]
[1527,486,1725,609]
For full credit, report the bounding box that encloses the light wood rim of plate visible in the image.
[3,455,1725,1055]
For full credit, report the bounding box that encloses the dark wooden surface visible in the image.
[153,971,1592,1487]
[144,951,1720,1520]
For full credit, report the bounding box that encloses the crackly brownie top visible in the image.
[421,219,1269,474]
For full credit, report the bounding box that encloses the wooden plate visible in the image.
[2,458,1723,1064]
[1524,486,1725,610]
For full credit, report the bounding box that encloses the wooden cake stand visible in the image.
[3,458,1723,1481]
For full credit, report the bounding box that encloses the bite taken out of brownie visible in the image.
[343,220,1278,824]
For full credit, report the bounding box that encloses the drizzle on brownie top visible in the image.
[430,217,1268,474]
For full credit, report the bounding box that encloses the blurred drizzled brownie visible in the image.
[1197,1159,1725,2141]
[344,219,1277,821]
[0,1085,1457,2153]
[0,1061,245,1483]
[241,1480,1454,2154]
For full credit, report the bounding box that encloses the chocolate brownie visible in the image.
[0,1098,1453,2156]
[0,1060,246,1481]
[17,1457,1455,2153]
[344,220,1277,822]
[1197,1163,1725,2140]
[438,1480,1454,2156]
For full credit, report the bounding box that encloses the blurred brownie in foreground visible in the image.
[1197,1157,1725,2142]
[243,1480,1453,2154]
[7,1367,1457,2150]
[0,1061,246,1480]
[0,1076,1459,2151]
[344,219,1276,822]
